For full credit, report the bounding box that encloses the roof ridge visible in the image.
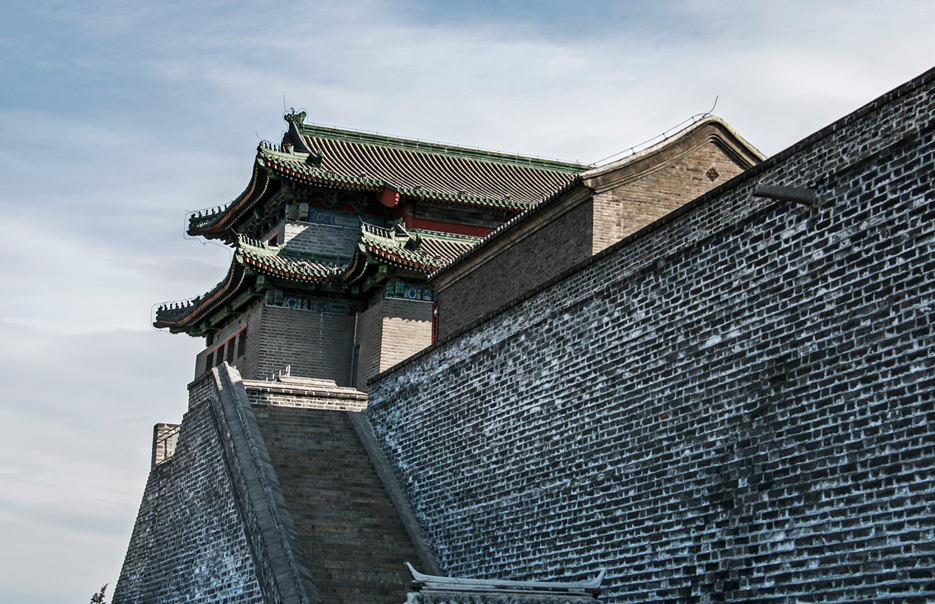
[238,234,348,265]
[409,228,483,242]
[296,122,585,174]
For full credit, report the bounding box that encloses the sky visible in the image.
[0,1,933,602]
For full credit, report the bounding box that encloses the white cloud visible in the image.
[1,0,935,601]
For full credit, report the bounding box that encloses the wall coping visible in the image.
[369,64,935,386]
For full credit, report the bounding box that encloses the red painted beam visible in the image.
[403,217,495,238]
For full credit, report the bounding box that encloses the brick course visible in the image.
[368,69,935,603]
[257,305,355,383]
[283,221,361,258]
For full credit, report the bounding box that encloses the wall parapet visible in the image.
[244,375,367,411]
[151,423,180,468]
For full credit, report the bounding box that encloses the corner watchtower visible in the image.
[154,112,586,388]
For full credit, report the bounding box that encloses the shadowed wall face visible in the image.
[113,377,266,604]
[367,77,935,603]
[253,406,422,604]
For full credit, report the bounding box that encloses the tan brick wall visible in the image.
[435,188,594,340]
[379,298,434,371]
[591,140,749,254]
[354,298,434,389]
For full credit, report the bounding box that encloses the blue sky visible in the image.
[1,1,934,602]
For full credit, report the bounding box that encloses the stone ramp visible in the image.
[253,405,421,604]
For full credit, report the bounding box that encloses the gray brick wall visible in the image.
[113,375,267,604]
[381,298,434,371]
[115,366,321,604]
[283,221,360,258]
[368,69,935,603]
[257,305,355,384]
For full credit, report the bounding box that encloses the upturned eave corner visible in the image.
[580,115,765,193]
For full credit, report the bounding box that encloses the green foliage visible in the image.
[90,584,107,604]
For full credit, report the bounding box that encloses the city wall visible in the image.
[367,69,935,603]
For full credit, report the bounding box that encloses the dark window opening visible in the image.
[237,328,248,357]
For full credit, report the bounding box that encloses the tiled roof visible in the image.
[188,118,586,240]
[356,224,480,273]
[187,162,271,239]
[291,121,584,207]
[154,262,247,330]
[156,226,482,331]
[258,147,385,192]
[236,236,345,282]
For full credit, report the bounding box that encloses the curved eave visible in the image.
[362,243,440,274]
[341,250,370,285]
[188,160,271,240]
[396,188,533,211]
[237,250,343,284]
[260,154,383,192]
[154,262,248,332]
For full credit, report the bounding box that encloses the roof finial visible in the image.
[284,109,307,125]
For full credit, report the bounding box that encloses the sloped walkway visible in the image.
[254,405,421,604]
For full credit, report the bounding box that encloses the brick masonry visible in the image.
[113,366,317,604]
[367,69,935,603]
[194,302,258,378]
[115,364,432,604]
[252,405,423,604]
[283,221,361,258]
[193,299,356,384]
[257,305,356,383]
[354,297,434,391]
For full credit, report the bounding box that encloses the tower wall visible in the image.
[256,305,356,383]
[367,70,935,603]
[113,366,318,604]
[354,297,434,391]
[194,302,261,379]
[282,220,361,258]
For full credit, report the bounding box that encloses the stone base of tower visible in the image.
[113,364,433,604]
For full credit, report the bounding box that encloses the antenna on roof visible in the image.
[707,95,719,116]
[283,95,286,113]
[591,96,722,167]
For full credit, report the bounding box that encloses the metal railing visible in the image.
[265,364,291,382]
[153,425,181,467]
